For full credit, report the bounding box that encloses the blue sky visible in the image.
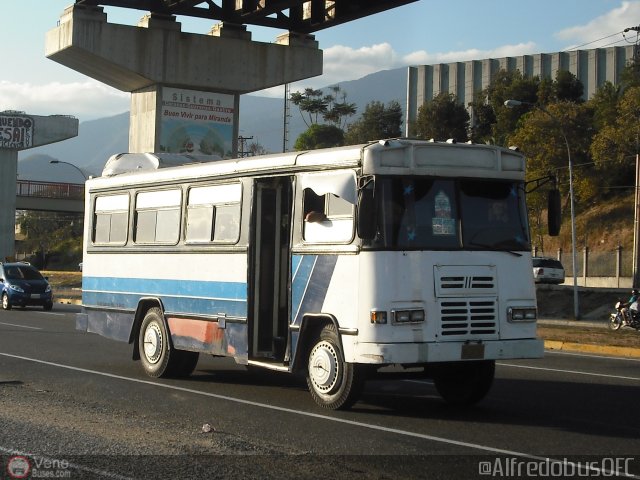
[1,0,639,120]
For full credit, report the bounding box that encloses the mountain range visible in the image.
[18,67,407,183]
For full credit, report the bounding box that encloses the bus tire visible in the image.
[433,360,495,406]
[169,350,200,378]
[306,323,365,410]
[138,307,176,378]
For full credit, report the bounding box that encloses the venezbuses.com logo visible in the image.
[479,457,635,477]
[6,455,72,479]
[6,456,31,479]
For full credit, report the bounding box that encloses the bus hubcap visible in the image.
[143,322,163,364]
[309,340,339,393]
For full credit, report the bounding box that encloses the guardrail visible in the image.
[16,180,84,200]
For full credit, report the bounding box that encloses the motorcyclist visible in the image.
[621,288,639,325]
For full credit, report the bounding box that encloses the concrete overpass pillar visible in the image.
[46,5,323,156]
[0,112,78,261]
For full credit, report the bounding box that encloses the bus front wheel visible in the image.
[306,323,365,410]
[138,307,199,378]
[433,360,495,406]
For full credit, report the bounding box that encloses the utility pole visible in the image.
[626,25,640,287]
[237,135,253,158]
[283,83,290,153]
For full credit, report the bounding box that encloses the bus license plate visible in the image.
[461,343,484,359]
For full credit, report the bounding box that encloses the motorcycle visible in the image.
[609,301,640,331]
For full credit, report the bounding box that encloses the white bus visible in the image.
[77,139,559,410]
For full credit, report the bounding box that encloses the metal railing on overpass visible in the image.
[17,180,84,199]
[16,180,84,213]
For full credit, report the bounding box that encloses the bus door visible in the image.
[250,176,293,362]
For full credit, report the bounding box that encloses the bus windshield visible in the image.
[365,177,530,251]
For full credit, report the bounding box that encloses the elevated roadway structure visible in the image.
[0,113,78,261]
[45,1,415,154]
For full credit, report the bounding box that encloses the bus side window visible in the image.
[93,194,129,245]
[303,189,354,243]
[186,183,241,244]
[134,189,181,244]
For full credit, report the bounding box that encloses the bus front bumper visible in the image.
[350,338,544,365]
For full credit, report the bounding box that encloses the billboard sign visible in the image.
[160,87,236,157]
[0,114,34,149]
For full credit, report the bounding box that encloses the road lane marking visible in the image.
[498,362,640,382]
[0,322,42,330]
[1,351,638,479]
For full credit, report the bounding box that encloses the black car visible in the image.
[0,262,54,310]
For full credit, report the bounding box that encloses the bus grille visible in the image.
[439,299,498,338]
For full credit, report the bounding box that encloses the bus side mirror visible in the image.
[357,187,376,240]
[547,189,561,236]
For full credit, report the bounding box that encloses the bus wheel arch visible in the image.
[134,301,199,378]
[131,298,165,361]
[298,316,366,410]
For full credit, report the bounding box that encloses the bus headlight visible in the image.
[507,307,537,322]
[392,309,425,324]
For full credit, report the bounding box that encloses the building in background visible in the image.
[406,45,636,135]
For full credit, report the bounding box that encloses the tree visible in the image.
[591,86,640,190]
[17,211,83,269]
[323,86,357,129]
[248,141,268,156]
[290,88,327,127]
[507,102,597,249]
[294,124,344,150]
[469,70,539,145]
[290,86,356,129]
[344,100,403,145]
[554,70,584,103]
[588,81,621,129]
[411,93,469,142]
[291,85,356,150]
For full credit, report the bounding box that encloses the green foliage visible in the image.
[554,70,584,103]
[411,93,469,142]
[344,100,403,145]
[590,85,640,189]
[294,124,345,150]
[489,71,539,143]
[290,86,356,129]
[17,212,83,269]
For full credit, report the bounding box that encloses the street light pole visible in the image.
[49,160,88,181]
[504,99,580,320]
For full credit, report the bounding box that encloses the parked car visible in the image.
[532,257,565,284]
[0,262,54,310]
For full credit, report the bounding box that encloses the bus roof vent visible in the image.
[101,152,221,176]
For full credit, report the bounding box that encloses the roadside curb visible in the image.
[544,340,640,358]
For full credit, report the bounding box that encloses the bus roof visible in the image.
[90,139,525,189]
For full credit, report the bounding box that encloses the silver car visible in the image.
[532,257,565,284]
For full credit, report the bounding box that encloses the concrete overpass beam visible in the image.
[46,6,322,154]
[45,6,323,94]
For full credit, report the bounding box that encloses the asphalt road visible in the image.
[1,305,639,479]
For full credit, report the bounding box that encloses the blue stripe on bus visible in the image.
[291,255,337,325]
[82,276,248,317]
[291,255,316,323]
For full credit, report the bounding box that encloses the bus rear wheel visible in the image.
[433,360,495,406]
[306,323,365,410]
[138,307,199,378]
